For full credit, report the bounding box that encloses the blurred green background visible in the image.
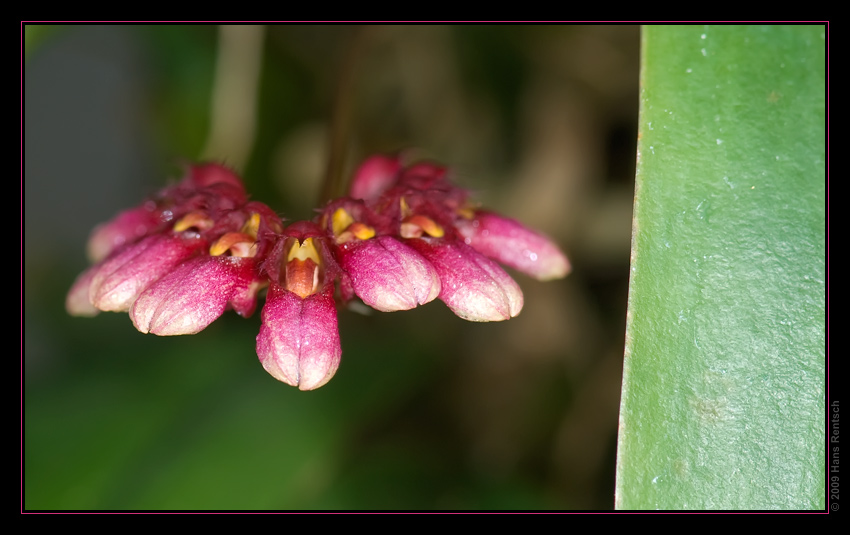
[24,24,639,510]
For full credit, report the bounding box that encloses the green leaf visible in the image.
[616,25,826,510]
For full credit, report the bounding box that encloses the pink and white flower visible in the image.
[256,221,342,390]
[68,163,280,335]
[344,154,568,321]
[68,155,570,390]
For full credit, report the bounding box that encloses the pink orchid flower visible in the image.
[256,221,342,391]
[68,155,570,390]
[67,163,280,336]
[347,155,569,321]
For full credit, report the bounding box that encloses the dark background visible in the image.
[24,24,639,510]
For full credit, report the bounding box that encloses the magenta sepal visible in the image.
[88,233,207,312]
[86,204,165,264]
[348,154,402,202]
[337,235,440,312]
[131,255,262,336]
[256,283,342,391]
[407,238,523,322]
[66,265,101,317]
[456,211,571,281]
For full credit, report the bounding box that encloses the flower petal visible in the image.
[256,284,341,391]
[409,239,523,322]
[65,265,100,317]
[131,256,260,336]
[348,155,401,202]
[89,234,206,312]
[189,162,246,191]
[339,235,440,312]
[456,211,570,281]
[87,204,164,263]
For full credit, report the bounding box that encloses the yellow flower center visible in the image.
[209,212,261,258]
[173,211,215,232]
[398,197,444,238]
[331,207,376,244]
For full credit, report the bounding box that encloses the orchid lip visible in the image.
[284,238,323,299]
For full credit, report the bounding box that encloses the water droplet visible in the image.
[522,249,538,261]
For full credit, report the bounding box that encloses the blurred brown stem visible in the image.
[319,25,373,206]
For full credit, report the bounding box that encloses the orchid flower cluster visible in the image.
[67,155,570,390]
